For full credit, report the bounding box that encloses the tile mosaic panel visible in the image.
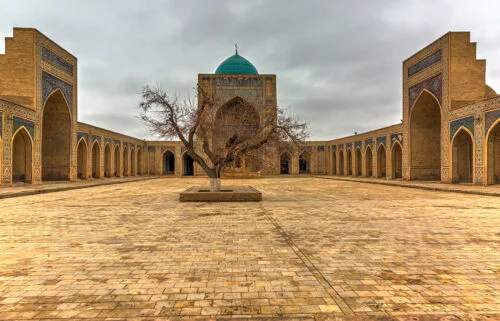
[331,145,336,152]
[42,47,73,75]
[376,136,386,147]
[213,77,263,87]
[114,140,120,146]
[354,141,362,149]
[409,73,442,112]
[77,132,88,142]
[317,146,325,151]
[391,133,403,147]
[42,71,73,111]
[92,135,101,144]
[279,146,294,154]
[299,146,312,152]
[123,142,128,148]
[450,116,474,141]
[345,142,352,150]
[364,138,373,148]
[217,89,263,106]
[485,109,500,134]
[104,138,112,145]
[181,147,187,153]
[408,50,442,77]
[148,146,156,152]
[13,116,34,139]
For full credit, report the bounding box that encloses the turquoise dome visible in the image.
[215,53,258,75]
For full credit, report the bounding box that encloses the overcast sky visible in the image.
[1,0,499,140]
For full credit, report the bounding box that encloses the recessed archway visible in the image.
[355,147,362,176]
[391,142,403,179]
[487,120,500,184]
[332,151,337,175]
[339,150,344,175]
[137,149,142,175]
[42,90,71,181]
[12,128,32,183]
[182,153,194,176]
[377,144,387,178]
[92,142,101,178]
[299,151,310,174]
[280,152,291,174]
[104,143,112,177]
[130,148,136,176]
[76,139,87,179]
[347,149,352,176]
[365,146,373,177]
[162,150,175,175]
[123,147,129,177]
[410,90,441,180]
[452,129,473,183]
[114,146,120,176]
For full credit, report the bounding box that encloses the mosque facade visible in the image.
[0,28,499,185]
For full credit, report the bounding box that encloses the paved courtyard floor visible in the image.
[0,177,498,320]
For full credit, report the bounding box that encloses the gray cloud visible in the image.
[1,0,499,140]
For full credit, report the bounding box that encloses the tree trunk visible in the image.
[209,177,221,192]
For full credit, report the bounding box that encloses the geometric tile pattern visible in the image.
[390,133,403,147]
[450,116,474,141]
[409,73,442,112]
[299,146,312,152]
[408,50,441,77]
[114,140,121,146]
[345,142,352,150]
[77,132,88,142]
[104,137,112,145]
[279,146,294,154]
[317,146,325,151]
[13,116,35,139]
[148,146,156,152]
[331,145,336,152]
[213,77,263,87]
[376,136,386,147]
[92,135,101,145]
[364,138,373,149]
[42,71,73,111]
[41,47,74,75]
[485,109,500,135]
[354,141,361,149]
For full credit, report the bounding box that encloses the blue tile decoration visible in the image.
[354,141,362,149]
[409,73,442,111]
[485,109,500,134]
[408,50,442,77]
[450,116,474,141]
[92,135,101,144]
[317,146,325,151]
[376,136,386,147]
[148,146,156,152]
[338,144,343,151]
[299,146,312,152]
[123,142,128,148]
[364,138,373,148]
[13,116,35,139]
[42,71,73,111]
[331,145,336,152]
[130,144,135,150]
[42,47,73,75]
[391,133,403,147]
[161,146,175,153]
[279,146,294,154]
[104,137,112,145]
[213,77,263,87]
[181,147,187,153]
[345,142,352,150]
[77,132,88,142]
[114,140,120,146]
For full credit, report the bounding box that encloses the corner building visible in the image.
[0,28,499,185]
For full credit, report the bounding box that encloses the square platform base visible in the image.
[179,186,262,202]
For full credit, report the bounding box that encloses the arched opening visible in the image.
[332,151,337,175]
[183,153,194,176]
[299,151,310,174]
[355,148,362,176]
[347,149,352,176]
[92,142,101,178]
[12,128,32,183]
[280,152,291,174]
[377,145,387,178]
[339,150,344,175]
[452,129,473,183]
[487,121,500,184]
[391,142,403,179]
[123,147,129,177]
[410,90,441,180]
[76,139,87,179]
[104,144,111,177]
[114,146,120,176]
[130,149,136,176]
[42,90,71,181]
[365,147,373,177]
[137,149,142,175]
[162,151,175,175]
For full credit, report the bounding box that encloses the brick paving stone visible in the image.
[0,177,498,320]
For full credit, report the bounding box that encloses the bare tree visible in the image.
[138,84,308,191]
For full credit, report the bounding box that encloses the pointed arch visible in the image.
[76,138,88,179]
[355,147,362,176]
[12,127,33,183]
[114,145,121,176]
[409,89,442,180]
[346,148,352,176]
[298,151,310,174]
[451,127,473,183]
[182,151,194,176]
[377,144,387,178]
[123,146,129,177]
[92,141,101,178]
[104,142,112,177]
[162,149,175,175]
[486,118,500,184]
[42,89,71,181]
[137,148,143,175]
[365,146,373,177]
[391,141,403,179]
[280,151,292,174]
[130,147,136,176]
[338,150,344,175]
[332,150,337,175]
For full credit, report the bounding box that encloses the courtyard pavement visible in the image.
[0,177,498,320]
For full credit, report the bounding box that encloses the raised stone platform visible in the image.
[179,185,262,202]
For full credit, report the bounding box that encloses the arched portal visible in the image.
[487,120,500,184]
[104,144,111,177]
[410,90,441,180]
[162,151,175,175]
[339,150,344,175]
[130,149,136,176]
[114,146,120,176]
[452,129,473,183]
[280,152,291,174]
[183,153,194,176]
[92,142,101,178]
[365,146,373,177]
[137,149,142,175]
[12,128,32,183]
[76,139,87,179]
[123,147,129,177]
[377,145,387,178]
[42,90,71,180]
[332,151,337,175]
[299,151,310,174]
[392,142,403,179]
[355,148,362,176]
[347,149,352,176]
